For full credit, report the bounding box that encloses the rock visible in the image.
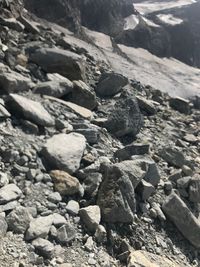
[169,97,191,114]
[32,238,54,259]
[0,172,9,187]
[66,200,80,215]
[0,216,8,237]
[183,133,199,144]
[114,143,150,161]
[97,160,146,223]
[84,236,94,252]
[50,170,81,196]
[73,122,99,144]
[189,176,200,203]
[29,48,85,80]
[0,104,11,118]
[159,147,186,168]
[6,206,32,234]
[0,17,24,32]
[104,90,143,137]
[42,133,86,174]
[57,223,76,244]
[83,172,102,198]
[33,79,73,98]
[19,16,40,34]
[137,180,155,201]
[59,264,72,267]
[7,94,54,127]
[52,213,67,227]
[95,72,128,97]
[95,225,107,243]
[48,192,62,204]
[69,80,97,110]
[136,96,158,115]
[0,64,32,93]
[0,184,22,204]
[79,205,101,232]
[26,215,53,240]
[0,201,19,213]
[162,192,200,248]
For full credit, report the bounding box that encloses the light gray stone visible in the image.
[32,238,54,259]
[0,184,22,204]
[66,200,80,215]
[79,205,101,232]
[0,216,8,237]
[57,223,76,244]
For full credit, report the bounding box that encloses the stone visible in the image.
[19,16,40,34]
[189,176,200,203]
[183,133,199,144]
[29,48,85,80]
[79,205,101,232]
[32,238,54,259]
[136,96,158,115]
[73,122,99,144]
[42,133,86,174]
[0,184,22,204]
[95,225,107,243]
[59,264,72,267]
[57,223,76,244]
[52,213,67,227]
[0,201,19,213]
[137,180,155,201]
[159,147,186,168]
[83,172,102,198]
[0,17,24,32]
[0,172,9,187]
[6,206,32,234]
[33,79,73,98]
[84,236,94,252]
[26,215,53,240]
[66,200,80,215]
[0,216,7,237]
[95,72,128,97]
[97,160,146,223]
[0,64,32,93]
[114,143,150,161]
[50,170,81,196]
[104,90,143,137]
[0,104,11,118]
[69,80,97,110]
[169,97,191,114]
[7,94,54,127]
[48,192,62,204]
[162,192,200,248]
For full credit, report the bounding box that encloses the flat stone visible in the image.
[136,96,158,115]
[0,17,24,31]
[79,205,101,232]
[42,133,86,174]
[159,147,186,168]
[0,184,22,204]
[19,16,40,34]
[7,94,54,127]
[162,192,200,248]
[114,143,150,161]
[169,97,191,114]
[32,238,54,259]
[48,192,62,204]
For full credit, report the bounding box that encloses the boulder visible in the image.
[42,133,86,174]
[114,143,150,161]
[19,16,40,34]
[32,238,54,259]
[162,192,200,248]
[159,147,186,168]
[7,94,54,127]
[169,97,191,114]
[95,72,128,97]
[104,90,143,137]
[0,17,24,32]
[29,48,85,80]
[0,184,22,204]
[136,96,158,115]
[97,160,146,223]
[79,205,101,232]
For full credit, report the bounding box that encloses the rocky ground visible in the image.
[0,1,200,267]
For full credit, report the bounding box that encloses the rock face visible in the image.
[29,48,85,80]
[97,160,146,223]
[162,192,200,248]
[7,94,55,127]
[42,133,86,174]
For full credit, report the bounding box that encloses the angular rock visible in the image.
[169,97,191,115]
[79,205,101,232]
[69,80,97,110]
[189,176,200,203]
[0,184,22,204]
[57,223,76,244]
[104,90,143,137]
[73,122,99,144]
[0,17,24,32]
[114,143,150,161]
[32,238,54,259]
[137,180,156,201]
[42,133,86,174]
[50,170,81,196]
[66,200,80,215]
[52,213,67,227]
[7,94,54,127]
[0,216,8,237]
[159,147,186,168]
[29,48,85,80]
[83,172,102,198]
[6,206,32,234]
[97,160,146,223]
[0,104,11,118]
[95,72,128,97]
[0,172,9,187]
[48,192,62,204]
[136,96,158,115]
[162,192,200,248]
[19,16,40,34]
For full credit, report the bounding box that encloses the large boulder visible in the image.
[162,192,200,248]
[42,133,86,174]
[97,160,146,223]
[104,90,143,137]
[29,48,85,80]
[7,94,54,127]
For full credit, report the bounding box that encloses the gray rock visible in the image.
[138,180,155,201]
[189,176,200,203]
[52,213,67,227]
[169,97,191,114]
[48,192,62,204]
[159,147,186,168]
[95,225,107,243]
[95,72,128,97]
[66,200,80,215]
[6,206,32,234]
[0,172,9,187]
[69,80,97,110]
[136,96,158,115]
[0,201,19,213]
[30,48,85,80]
[0,104,11,118]
[7,94,54,127]
[42,133,86,174]
[104,90,143,137]
[97,160,146,223]
[0,17,24,32]
[162,192,200,248]
[79,205,101,233]
[115,143,150,161]
[33,79,73,98]
[83,172,102,198]
[0,184,22,204]
[32,238,54,259]
[0,216,8,237]
[73,122,99,144]
[19,16,40,34]
[57,223,76,244]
